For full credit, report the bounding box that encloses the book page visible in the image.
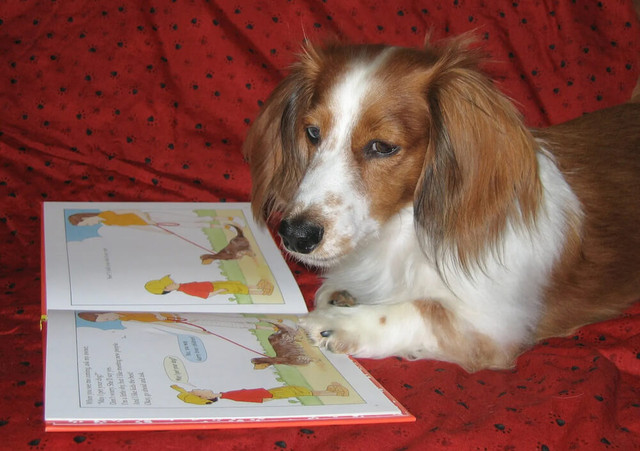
[43,202,307,314]
[44,310,410,427]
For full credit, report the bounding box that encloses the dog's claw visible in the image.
[300,309,364,355]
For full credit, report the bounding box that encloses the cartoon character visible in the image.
[251,321,313,369]
[144,275,274,298]
[78,311,185,323]
[68,210,153,227]
[200,224,255,263]
[67,210,228,229]
[171,382,349,405]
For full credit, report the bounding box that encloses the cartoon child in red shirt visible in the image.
[171,382,349,405]
[144,275,274,298]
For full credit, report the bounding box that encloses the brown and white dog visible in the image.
[243,38,640,372]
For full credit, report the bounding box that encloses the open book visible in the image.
[42,202,413,431]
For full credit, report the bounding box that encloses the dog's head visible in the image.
[244,39,540,270]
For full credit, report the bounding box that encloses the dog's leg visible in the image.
[300,301,518,372]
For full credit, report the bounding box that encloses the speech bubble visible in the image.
[163,356,189,384]
[177,334,208,362]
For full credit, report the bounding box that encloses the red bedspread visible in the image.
[2,1,640,449]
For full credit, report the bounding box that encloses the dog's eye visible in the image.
[306,126,321,145]
[365,140,400,158]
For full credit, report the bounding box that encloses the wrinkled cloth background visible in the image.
[1,1,640,449]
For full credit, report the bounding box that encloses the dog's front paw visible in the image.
[315,288,357,309]
[328,290,357,307]
[299,308,364,355]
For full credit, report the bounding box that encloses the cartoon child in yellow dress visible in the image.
[144,275,274,298]
[77,311,185,323]
[68,210,154,227]
[171,382,348,405]
[68,210,239,228]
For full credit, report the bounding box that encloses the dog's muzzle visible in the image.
[278,217,324,254]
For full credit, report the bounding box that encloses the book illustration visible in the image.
[171,382,349,405]
[75,312,365,409]
[62,207,284,307]
[44,202,412,429]
[199,224,256,264]
[144,275,274,298]
[250,320,313,369]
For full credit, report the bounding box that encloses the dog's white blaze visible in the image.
[292,51,393,259]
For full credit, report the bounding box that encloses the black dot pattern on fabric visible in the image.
[0,1,639,449]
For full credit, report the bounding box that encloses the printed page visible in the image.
[43,202,307,314]
[44,310,410,427]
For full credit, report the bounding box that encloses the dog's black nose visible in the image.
[278,217,324,254]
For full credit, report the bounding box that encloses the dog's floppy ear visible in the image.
[415,38,541,274]
[243,42,322,222]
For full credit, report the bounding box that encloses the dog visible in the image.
[243,38,640,372]
[200,224,255,264]
[251,321,313,369]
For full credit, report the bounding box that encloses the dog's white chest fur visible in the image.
[315,151,579,351]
